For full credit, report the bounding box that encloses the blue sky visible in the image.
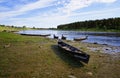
[0,0,120,28]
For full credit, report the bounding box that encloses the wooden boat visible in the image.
[74,36,88,41]
[20,33,50,37]
[53,34,58,39]
[58,40,90,63]
[61,34,66,40]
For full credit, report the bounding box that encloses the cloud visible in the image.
[62,0,92,15]
[0,0,56,19]
[96,0,117,3]
[60,0,117,15]
[0,6,10,11]
[0,0,119,28]
[18,0,55,12]
[0,0,117,19]
[1,7,119,28]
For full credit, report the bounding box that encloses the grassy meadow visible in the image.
[0,31,120,78]
[0,25,33,32]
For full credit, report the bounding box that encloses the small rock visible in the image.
[39,46,42,48]
[93,42,98,44]
[46,72,50,75]
[4,43,11,48]
[87,72,93,76]
[99,55,104,57]
[106,48,109,50]
[68,75,77,78]
[102,44,108,45]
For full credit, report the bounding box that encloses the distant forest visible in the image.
[57,17,120,31]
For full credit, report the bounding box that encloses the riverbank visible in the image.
[0,32,120,78]
[57,28,120,32]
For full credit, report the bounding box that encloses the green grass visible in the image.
[0,32,48,43]
[0,26,34,32]
[0,26,19,32]
[0,32,120,78]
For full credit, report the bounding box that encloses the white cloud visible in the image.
[1,7,119,28]
[0,0,119,28]
[71,7,120,17]
[18,0,55,12]
[0,0,117,19]
[62,0,93,15]
[0,0,56,19]
[60,0,117,15]
[96,0,117,3]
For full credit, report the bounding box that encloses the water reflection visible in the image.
[19,30,120,46]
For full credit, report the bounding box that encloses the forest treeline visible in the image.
[57,17,120,31]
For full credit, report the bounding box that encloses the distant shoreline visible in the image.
[56,28,120,32]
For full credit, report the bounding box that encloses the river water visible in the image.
[19,30,120,47]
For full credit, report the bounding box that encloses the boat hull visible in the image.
[20,33,50,37]
[74,36,88,41]
[58,40,90,63]
[54,35,58,39]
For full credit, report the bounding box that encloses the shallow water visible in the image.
[18,30,120,47]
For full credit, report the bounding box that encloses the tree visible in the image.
[23,26,26,28]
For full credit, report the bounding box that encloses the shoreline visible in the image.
[64,40,120,54]
[56,29,120,33]
[17,29,120,47]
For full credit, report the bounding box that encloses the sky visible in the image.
[0,0,120,28]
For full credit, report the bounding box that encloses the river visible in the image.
[18,30,120,47]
